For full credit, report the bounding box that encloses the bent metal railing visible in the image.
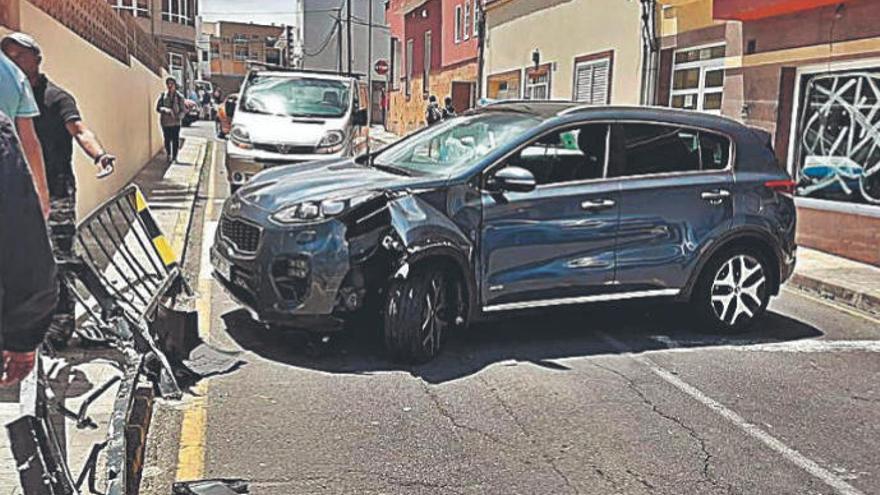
[9,185,195,495]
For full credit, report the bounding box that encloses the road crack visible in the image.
[420,380,511,448]
[592,363,725,492]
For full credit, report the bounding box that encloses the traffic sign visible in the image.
[374,59,389,75]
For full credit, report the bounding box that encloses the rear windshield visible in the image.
[240,75,351,118]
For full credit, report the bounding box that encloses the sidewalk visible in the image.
[370,125,400,147]
[0,133,209,494]
[789,247,880,317]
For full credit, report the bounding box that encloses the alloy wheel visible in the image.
[420,275,448,355]
[710,254,767,326]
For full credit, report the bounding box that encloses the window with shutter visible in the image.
[574,57,610,105]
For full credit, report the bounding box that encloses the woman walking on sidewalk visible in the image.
[157,77,184,164]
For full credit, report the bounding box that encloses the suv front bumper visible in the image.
[210,201,354,330]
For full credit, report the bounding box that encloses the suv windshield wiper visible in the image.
[370,161,413,176]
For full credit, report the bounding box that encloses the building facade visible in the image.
[386,0,480,134]
[302,0,390,125]
[203,21,284,95]
[658,0,880,266]
[482,0,643,106]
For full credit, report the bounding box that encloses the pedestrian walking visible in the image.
[0,40,49,217]
[425,95,442,127]
[442,96,457,120]
[157,77,185,164]
[200,88,213,120]
[0,110,58,386]
[3,32,116,349]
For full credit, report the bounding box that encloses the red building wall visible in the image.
[404,0,443,77]
[442,0,479,67]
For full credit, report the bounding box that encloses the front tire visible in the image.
[383,268,452,363]
[693,249,771,333]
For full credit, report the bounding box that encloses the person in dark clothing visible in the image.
[3,33,116,349]
[425,95,442,126]
[442,96,456,120]
[0,110,58,386]
[157,77,185,163]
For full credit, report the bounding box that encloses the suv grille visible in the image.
[221,217,261,253]
[253,143,315,155]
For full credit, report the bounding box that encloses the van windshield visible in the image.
[240,75,351,118]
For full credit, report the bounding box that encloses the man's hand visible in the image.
[0,351,36,387]
[96,154,116,179]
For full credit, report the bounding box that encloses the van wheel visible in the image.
[384,268,451,363]
[693,250,771,333]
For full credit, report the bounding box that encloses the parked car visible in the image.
[216,94,238,139]
[182,99,200,127]
[211,103,798,363]
[225,69,369,192]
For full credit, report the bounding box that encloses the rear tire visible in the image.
[692,249,772,333]
[383,268,452,363]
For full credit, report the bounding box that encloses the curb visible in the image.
[788,273,880,318]
[125,139,212,495]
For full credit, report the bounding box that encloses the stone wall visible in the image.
[388,61,478,135]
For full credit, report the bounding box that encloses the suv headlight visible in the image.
[270,195,373,224]
[316,130,345,154]
[230,125,253,149]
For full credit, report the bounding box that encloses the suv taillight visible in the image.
[765,179,796,195]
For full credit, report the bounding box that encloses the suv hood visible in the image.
[238,159,428,212]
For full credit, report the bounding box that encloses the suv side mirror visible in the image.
[488,166,536,193]
[353,108,368,127]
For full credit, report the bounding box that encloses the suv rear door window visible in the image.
[506,124,608,186]
[609,124,730,177]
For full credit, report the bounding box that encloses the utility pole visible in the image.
[346,0,353,74]
[476,0,486,100]
[336,12,343,72]
[367,0,373,152]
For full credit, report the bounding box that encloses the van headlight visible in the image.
[316,130,345,154]
[230,125,253,149]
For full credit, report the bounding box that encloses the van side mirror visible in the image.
[226,100,236,118]
[353,108,368,127]
[488,166,536,193]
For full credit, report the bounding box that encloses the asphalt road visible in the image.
[144,126,880,495]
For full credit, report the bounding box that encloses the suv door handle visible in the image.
[581,199,616,211]
[701,189,731,204]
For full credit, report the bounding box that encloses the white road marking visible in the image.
[200,221,218,281]
[598,331,866,495]
[647,336,880,354]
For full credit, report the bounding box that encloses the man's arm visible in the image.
[66,120,115,177]
[15,117,50,217]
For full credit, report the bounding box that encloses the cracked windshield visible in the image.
[1,0,879,494]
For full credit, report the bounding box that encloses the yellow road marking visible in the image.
[175,141,217,481]
[783,286,880,327]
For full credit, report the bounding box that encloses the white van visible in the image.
[225,69,368,191]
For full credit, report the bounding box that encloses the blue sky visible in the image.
[200,0,298,26]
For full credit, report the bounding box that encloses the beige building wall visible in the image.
[658,0,717,37]
[483,0,644,104]
[12,1,166,218]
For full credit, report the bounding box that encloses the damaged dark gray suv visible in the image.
[211,103,797,362]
